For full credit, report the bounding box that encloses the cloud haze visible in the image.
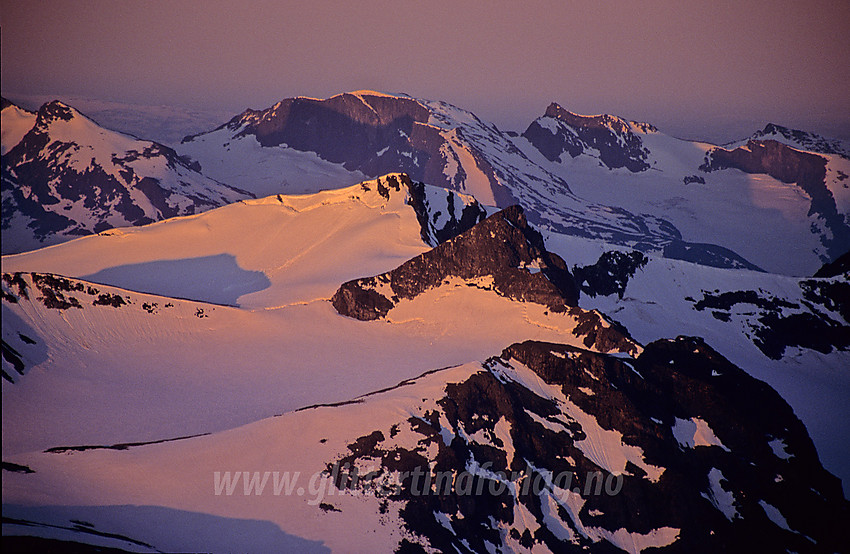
[2,0,848,141]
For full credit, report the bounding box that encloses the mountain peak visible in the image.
[525,103,655,171]
[2,98,251,254]
[752,123,849,158]
[332,204,580,320]
[543,103,658,134]
[36,100,76,124]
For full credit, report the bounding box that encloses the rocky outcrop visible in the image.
[185,92,520,208]
[690,279,850,360]
[753,123,849,159]
[228,93,431,175]
[324,337,849,552]
[331,205,580,320]
[573,250,648,299]
[381,173,487,247]
[523,103,655,172]
[813,249,850,278]
[662,240,764,271]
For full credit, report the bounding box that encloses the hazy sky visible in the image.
[2,0,849,141]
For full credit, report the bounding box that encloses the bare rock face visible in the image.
[573,250,649,299]
[325,337,849,552]
[186,92,519,207]
[814,249,850,278]
[523,103,655,172]
[231,93,430,172]
[384,173,487,247]
[753,123,850,159]
[331,204,580,320]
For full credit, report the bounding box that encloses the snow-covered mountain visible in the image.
[3,89,849,551]
[1,98,252,255]
[519,103,850,275]
[4,333,847,552]
[3,171,848,551]
[180,91,770,273]
[561,242,850,488]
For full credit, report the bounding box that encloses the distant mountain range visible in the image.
[5,92,849,274]
[2,91,849,552]
[180,91,848,275]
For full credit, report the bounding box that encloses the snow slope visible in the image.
[2,176,630,457]
[1,175,480,309]
[4,338,845,552]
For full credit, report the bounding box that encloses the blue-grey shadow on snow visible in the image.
[82,253,270,306]
[3,503,330,553]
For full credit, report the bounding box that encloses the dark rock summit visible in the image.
[185,91,519,206]
[332,205,580,320]
[523,103,655,172]
[813,248,850,278]
[753,123,850,159]
[690,277,850,360]
[573,250,648,299]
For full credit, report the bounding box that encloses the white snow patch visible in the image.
[701,468,738,521]
[768,437,794,460]
[758,500,792,532]
[672,417,730,451]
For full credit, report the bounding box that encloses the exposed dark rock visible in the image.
[754,311,850,360]
[813,249,850,278]
[322,337,848,552]
[701,139,850,263]
[573,250,648,299]
[2,272,29,300]
[692,284,850,359]
[44,432,211,454]
[693,290,796,312]
[185,92,524,207]
[800,278,850,322]
[522,103,654,172]
[31,273,84,310]
[92,292,127,308]
[332,205,579,320]
[1,339,26,382]
[683,175,705,185]
[2,461,35,474]
[402,174,487,246]
[318,502,341,513]
[753,123,850,159]
[567,307,640,356]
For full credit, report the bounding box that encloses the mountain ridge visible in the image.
[1,98,253,255]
